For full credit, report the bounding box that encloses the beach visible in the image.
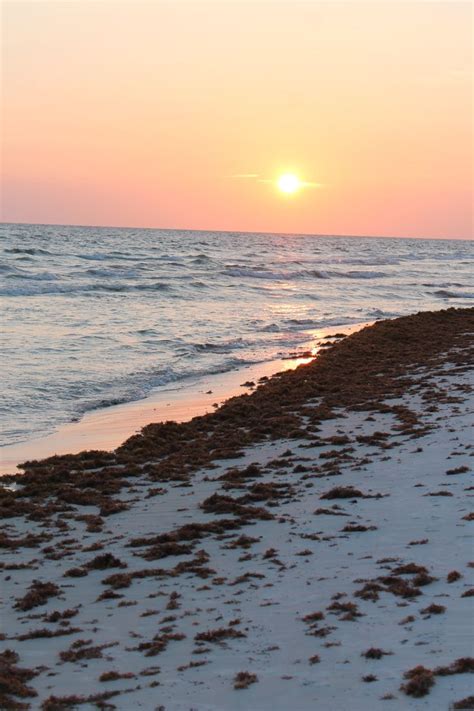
[0,321,369,476]
[1,307,473,710]
[3,0,472,707]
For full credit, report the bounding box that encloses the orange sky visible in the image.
[1,1,472,238]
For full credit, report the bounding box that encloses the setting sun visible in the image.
[277,174,301,194]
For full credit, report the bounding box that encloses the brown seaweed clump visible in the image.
[320,486,365,500]
[0,649,38,708]
[133,632,186,657]
[59,640,116,663]
[85,553,127,570]
[342,524,377,532]
[195,627,246,643]
[400,658,474,699]
[200,493,274,520]
[452,696,474,709]
[233,671,258,689]
[362,648,391,659]
[401,665,435,697]
[41,691,120,710]
[99,671,135,682]
[420,603,446,615]
[14,580,61,612]
[434,658,474,676]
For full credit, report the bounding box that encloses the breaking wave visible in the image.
[434,289,474,299]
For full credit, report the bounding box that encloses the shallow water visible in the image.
[1,223,472,446]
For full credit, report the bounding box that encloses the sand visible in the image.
[1,308,473,710]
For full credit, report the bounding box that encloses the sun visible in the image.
[277,173,301,194]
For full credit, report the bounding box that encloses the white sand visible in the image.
[1,343,472,710]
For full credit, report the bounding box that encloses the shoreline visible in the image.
[1,308,473,710]
[0,321,369,475]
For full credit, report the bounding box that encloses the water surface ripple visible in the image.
[1,224,472,446]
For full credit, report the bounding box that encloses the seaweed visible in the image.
[0,649,38,708]
[14,580,61,611]
[233,671,258,689]
[194,628,246,643]
[400,666,435,697]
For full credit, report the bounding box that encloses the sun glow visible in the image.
[277,174,301,194]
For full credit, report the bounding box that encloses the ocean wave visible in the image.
[175,330,315,358]
[179,338,251,354]
[337,257,400,266]
[279,316,364,331]
[77,252,138,262]
[296,256,400,267]
[433,289,474,299]
[306,270,331,279]
[190,254,213,264]
[6,270,60,281]
[1,263,62,280]
[294,292,321,301]
[337,270,387,279]
[0,281,173,297]
[4,247,54,256]
[0,263,32,274]
[76,267,143,278]
[422,282,465,288]
[284,318,322,328]
[366,308,399,318]
[221,266,328,280]
[221,266,386,280]
[221,267,285,279]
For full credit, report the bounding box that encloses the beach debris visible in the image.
[14,581,61,612]
[233,671,258,689]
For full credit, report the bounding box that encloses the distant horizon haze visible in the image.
[1,220,472,242]
[1,1,472,239]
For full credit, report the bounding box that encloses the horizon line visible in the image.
[0,220,472,243]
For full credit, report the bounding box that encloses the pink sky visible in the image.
[1,1,472,238]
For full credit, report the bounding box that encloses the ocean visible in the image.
[1,223,472,449]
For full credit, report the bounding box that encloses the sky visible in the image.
[1,0,472,239]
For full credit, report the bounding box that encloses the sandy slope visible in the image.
[1,310,473,710]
